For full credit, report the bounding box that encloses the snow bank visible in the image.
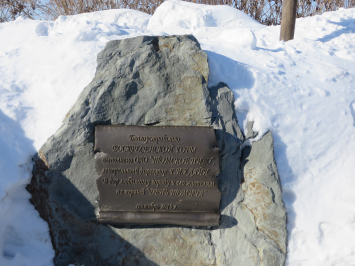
[0,112,54,265]
[47,9,150,41]
[148,0,262,31]
[1,1,355,265]
[148,0,262,49]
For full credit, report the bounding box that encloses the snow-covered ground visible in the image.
[0,1,355,265]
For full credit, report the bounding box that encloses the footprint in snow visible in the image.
[315,87,330,97]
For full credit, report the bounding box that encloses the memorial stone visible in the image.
[27,35,287,266]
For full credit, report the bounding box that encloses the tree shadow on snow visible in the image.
[316,17,355,42]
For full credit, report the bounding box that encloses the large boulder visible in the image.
[27,35,287,266]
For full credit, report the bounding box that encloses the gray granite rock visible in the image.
[245,121,258,139]
[242,132,287,253]
[27,35,287,266]
[236,131,287,266]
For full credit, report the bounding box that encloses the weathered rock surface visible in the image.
[245,121,258,140]
[27,35,287,266]
[235,131,287,266]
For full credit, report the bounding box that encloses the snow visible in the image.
[147,0,263,34]
[1,1,355,265]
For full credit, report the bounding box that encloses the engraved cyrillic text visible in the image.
[150,156,215,165]
[102,177,215,188]
[136,203,178,211]
[95,125,220,222]
[102,167,168,176]
[112,144,175,153]
[129,135,180,144]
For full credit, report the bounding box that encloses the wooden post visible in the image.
[280,0,297,41]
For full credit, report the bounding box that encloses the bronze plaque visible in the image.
[95,125,220,226]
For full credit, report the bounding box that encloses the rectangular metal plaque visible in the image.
[95,125,220,226]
